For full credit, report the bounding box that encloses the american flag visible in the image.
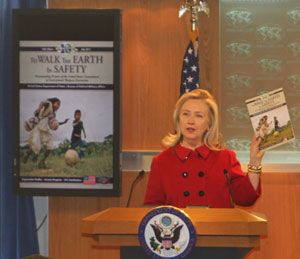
[180,38,200,96]
[83,176,96,185]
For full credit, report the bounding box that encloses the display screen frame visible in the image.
[12,9,121,196]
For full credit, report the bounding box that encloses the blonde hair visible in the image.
[162,89,223,150]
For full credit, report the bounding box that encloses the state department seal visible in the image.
[138,206,196,258]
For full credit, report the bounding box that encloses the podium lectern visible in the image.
[81,208,267,259]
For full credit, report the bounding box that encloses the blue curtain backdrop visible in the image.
[0,0,46,258]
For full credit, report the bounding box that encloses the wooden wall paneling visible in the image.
[198,0,219,99]
[48,0,219,150]
[240,173,300,259]
[49,171,150,259]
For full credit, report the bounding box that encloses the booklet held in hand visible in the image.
[245,88,295,151]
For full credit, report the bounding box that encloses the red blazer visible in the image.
[143,144,261,208]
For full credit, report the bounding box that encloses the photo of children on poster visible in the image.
[246,88,295,151]
[19,89,113,189]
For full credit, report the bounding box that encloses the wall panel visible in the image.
[241,173,300,259]
[49,0,219,150]
[49,171,149,259]
[47,1,299,259]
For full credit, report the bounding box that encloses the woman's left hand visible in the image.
[250,135,264,167]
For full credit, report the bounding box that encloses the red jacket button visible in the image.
[199,191,205,196]
[184,191,190,197]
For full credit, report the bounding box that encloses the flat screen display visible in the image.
[12,9,121,196]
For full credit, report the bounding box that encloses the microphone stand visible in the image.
[224,169,235,208]
[126,170,145,208]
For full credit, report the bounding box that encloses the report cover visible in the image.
[245,88,295,151]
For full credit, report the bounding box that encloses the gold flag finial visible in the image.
[179,0,209,31]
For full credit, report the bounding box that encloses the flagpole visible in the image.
[178,0,210,32]
[178,1,209,95]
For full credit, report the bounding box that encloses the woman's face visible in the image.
[179,99,210,146]
[53,101,60,111]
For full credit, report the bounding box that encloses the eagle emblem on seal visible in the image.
[138,206,196,258]
[150,215,184,252]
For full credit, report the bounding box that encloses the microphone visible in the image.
[126,170,145,207]
[224,169,235,208]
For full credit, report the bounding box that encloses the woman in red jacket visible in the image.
[144,89,264,208]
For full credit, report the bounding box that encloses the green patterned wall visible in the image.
[220,0,300,153]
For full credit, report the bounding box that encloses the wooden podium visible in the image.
[81,207,267,259]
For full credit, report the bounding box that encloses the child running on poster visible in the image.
[70,109,87,159]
